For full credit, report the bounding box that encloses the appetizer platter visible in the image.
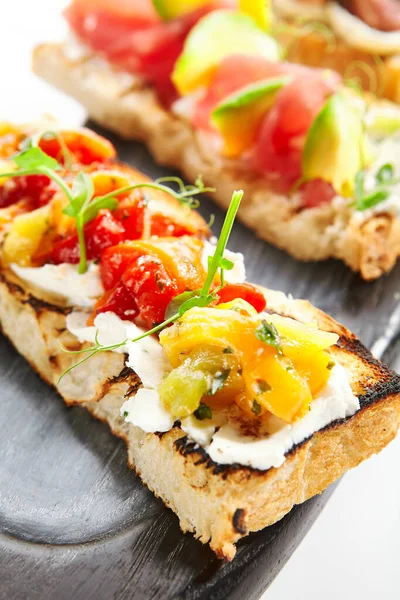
[34,0,400,279]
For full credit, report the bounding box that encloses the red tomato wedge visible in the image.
[66,0,229,105]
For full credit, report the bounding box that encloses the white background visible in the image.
[2,2,399,599]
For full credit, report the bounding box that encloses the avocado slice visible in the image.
[302,92,369,197]
[212,76,290,157]
[239,0,271,30]
[172,10,281,95]
[152,0,211,20]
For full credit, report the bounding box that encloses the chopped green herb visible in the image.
[209,369,230,395]
[222,347,233,354]
[123,411,129,418]
[256,379,271,394]
[252,399,262,416]
[354,162,398,211]
[327,360,336,370]
[255,320,282,351]
[194,403,212,420]
[376,163,394,184]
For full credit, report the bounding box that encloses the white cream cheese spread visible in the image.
[67,311,359,471]
[11,262,104,308]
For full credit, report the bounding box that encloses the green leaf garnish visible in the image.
[255,320,282,351]
[193,403,212,421]
[354,162,398,211]
[14,147,59,171]
[58,190,244,382]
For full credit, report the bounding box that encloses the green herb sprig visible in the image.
[255,320,282,351]
[354,163,398,211]
[58,190,243,382]
[0,146,214,274]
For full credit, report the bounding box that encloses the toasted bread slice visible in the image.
[33,43,400,280]
[1,260,399,560]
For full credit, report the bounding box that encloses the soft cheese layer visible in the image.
[11,262,104,307]
[67,311,360,471]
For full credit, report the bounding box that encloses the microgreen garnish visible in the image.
[255,320,282,352]
[194,403,212,421]
[58,190,244,382]
[209,369,230,396]
[0,146,214,274]
[21,130,73,169]
[251,399,262,416]
[354,163,398,211]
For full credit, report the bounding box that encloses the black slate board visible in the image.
[1,129,399,600]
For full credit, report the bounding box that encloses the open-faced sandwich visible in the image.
[273,0,400,102]
[33,0,400,280]
[1,123,399,559]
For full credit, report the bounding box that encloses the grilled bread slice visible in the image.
[33,43,400,281]
[1,261,399,560]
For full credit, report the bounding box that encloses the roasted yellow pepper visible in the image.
[159,300,338,423]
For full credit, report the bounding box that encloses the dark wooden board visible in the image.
[1,130,399,600]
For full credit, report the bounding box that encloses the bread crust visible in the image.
[1,263,399,560]
[33,43,400,280]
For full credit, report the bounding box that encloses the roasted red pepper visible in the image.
[216,283,266,313]
[0,175,56,209]
[51,209,125,264]
[95,282,139,322]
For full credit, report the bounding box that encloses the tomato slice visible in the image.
[216,283,266,313]
[51,209,125,264]
[66,1,229,105]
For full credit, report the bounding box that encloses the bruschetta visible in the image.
[33,1,400,280]
[0,123,399,560]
